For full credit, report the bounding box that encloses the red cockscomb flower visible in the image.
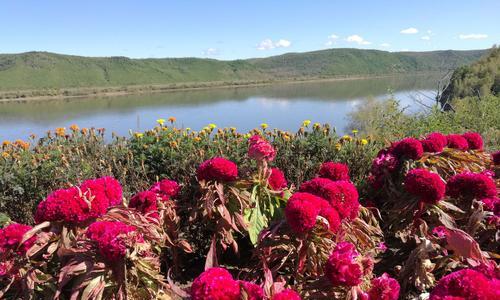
[390,138,423,160]
[429,269,496,300]
[446,172,497,200]
[462,132,483,150]
[80,176,123,207]
[421,138,444,153]
[150,179,180,200]
[426,132,448,148]
[492,151,500,165]
[129,190,159,216]
[318,162,350,181]
[446,134,469,150]
[285,192,322,235]
[404,169,446,204]
[86,221,138,262]
[368,273,400,300]
[239,281,264,300]
[481,198,500,216]
[35,187,88,224]
[248,135,276,162]
[191,268,240,300]
[272,289,302,300]
[268,168,288,191]
[300,178,359,220]
[319,206,341,233]
[324,242,363,287]
[197,157,238,182]
[0,223,35,255]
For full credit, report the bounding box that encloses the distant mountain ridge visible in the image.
[0,48,488,91]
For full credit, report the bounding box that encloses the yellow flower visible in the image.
[55,127,66,137]
[2,152,10,158]
[2,140,11,147]
[208,123,217,129]
[134,132,144,138]
[313,122,321,129]
[70,124,79,132]
[202,126,210,132]
[361,139,368,145]
[194,137,201,142]
[260,123,268,129]
[168,117,176,123]
[335,143,342,151]
[170,141,178,148]
[243,133,251,139]
[342,135,353,142]
[352,129,358,134]
[283,135,291,141]
[230,127,236,132]
[302,120,311,127]
[157,118,166,126]
[185,127,191,131]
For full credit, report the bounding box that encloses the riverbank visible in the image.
[0,72,440,103]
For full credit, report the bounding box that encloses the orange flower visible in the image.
[70,124,80,132]
[2,140,11,148]
[168,117,176,123]
[14,139,30,150]
[55,127,66,137]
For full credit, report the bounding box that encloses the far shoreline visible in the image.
[0,72,441,104]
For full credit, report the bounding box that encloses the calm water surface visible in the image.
[0,75,440,141]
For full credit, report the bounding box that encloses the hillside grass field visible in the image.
[0,48,487,99]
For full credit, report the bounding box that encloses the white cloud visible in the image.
[421,36,430,40]
[400,27,418,34]
[459,33,488,40]
[202,48,219,56]
[257,38,291,50]
[275,39,291,48]
[346,35,371,45]
[380,43,391,48]
[325,34,339,46]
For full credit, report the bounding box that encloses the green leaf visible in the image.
[0,213,10,227]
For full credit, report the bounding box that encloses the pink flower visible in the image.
[462,132,483,150]
[368,273,400,300]
[300,178,360,220]
[0,223,35,255]
[421,138,444,153]
[404,169,446,204]
[446,134,469,150]
[285,192,322,235]
[318,162,350,181]
[197,157,238,182]
[324,242,363,287]
[248,135,276,162]
[239,281,264,300]
[446,172,497,200]
[426,132,448,148]
[272,289,302,300]
[268,168,288,191]
[430,269,496,300]
[86,221,138,262]
[390,138,424,160]
[129,190,159,216]
[150,179,180,200]
[191,268,240,300]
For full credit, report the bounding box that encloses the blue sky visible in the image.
[1,1,499,60]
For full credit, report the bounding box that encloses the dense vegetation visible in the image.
[440,46,499,102]
[0,48,486,95]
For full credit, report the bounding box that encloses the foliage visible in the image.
[348,94,500,149]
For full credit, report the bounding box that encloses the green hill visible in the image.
[440,47,499,102]
[0,48,488,92]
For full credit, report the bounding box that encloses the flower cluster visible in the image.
[462,132,484,150]
[324,242,363,286]
[0,223,35,256]
[446,134,469,150]
[191,267,269,300]
[285,192,323,234]
[404,169,446,204]
[300,178,359,220]
[35,177,123,224]
[429,268,498,300]
[248,135,276,162]
[86,221,139,262]
[268,167,288,191]
[129,178,180,215]
[390,138,424,160]
[197,157,238,182]
[446,172,497,200]
[318,162,350,181]
[367,273,400,300]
